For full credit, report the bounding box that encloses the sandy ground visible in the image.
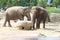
[0,13,60,40]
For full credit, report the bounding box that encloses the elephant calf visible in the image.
[31,6,50,29]
[3,6,31,27]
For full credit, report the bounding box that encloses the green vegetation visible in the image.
[0,0,60,7]
[0,0,60,14]
[46,7,60,14]
[53,0,58,6]
[0,0,37,8]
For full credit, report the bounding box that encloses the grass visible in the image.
[46,7,60,14]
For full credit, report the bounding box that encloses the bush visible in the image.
[37,0,47,8]
[53,0,58,6]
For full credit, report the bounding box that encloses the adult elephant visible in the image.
[31,6,50,29]
[3,6,31,27]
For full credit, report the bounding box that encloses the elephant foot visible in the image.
[3,25,6,27]
[36,27,40,29]
[32,29,36,30]
[30,26,32,30]
[9,26,12,27]
[33,28,35,30]
[33,26,35,30]
[9,25,12,27]
[3,26,6,27]
[43,26,45,28]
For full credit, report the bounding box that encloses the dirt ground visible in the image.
[0,13,60,40]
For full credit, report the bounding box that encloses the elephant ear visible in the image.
[23,8,30,14]
[36,7,45,14]
[24,8,27,13]
[22,8,26,15]
[40,10,44,13]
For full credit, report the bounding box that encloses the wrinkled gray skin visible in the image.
[31,6,50,29]
[3,6,31,27]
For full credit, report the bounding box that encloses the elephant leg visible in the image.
[3,20,7,27]
[36,19,41,29]
[8,20,11,27]
[32,17,36,29]
[33,19,35,29]
[32,13,37,29]
[43,20,46,28]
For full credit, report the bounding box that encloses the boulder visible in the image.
[16,21,33,30]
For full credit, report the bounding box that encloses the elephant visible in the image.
[31,6,50,29]
[3,6,31,27]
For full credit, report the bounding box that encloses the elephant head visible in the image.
[22,7,31,21]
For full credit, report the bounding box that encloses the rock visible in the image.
[16,21,33,30]
[50,13,60,22]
